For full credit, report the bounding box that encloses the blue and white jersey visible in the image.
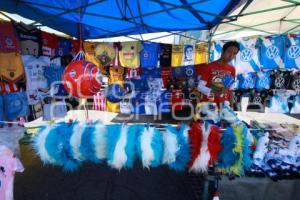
[235,38,260,74]
[140,42,160,69]
[291,94,300,114]
[259,36,284,70]
[255,71,272,91]
[237,72,256,89]
[267,91,294,113]
[209,41,224,62]
[284,35,300,69]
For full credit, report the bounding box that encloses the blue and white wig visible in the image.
[163,124,190,171]
[136,126,164,169]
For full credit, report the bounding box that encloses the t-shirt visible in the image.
[0,21,20,53]
[284,34,300,69]
[182,45,195,66]
[270,70,291,89]
[255,71,272,91]
[3,92,29,121]
[140,42,160,69]
[15,23,41,56]
[0,147,24,200]
[57,37,71,56]
[194,43,208,64]
[200,61,236,104]
[171,89,184,111]
[259,35,284,70]
[159,44,172,67]
[289,70,300,90]
[41,31,58,57]
[249,91,268,106]
[237,72,256,90]
[235,38,260,74]
[22,55,50,105]
[95,43,115,66]
[171,45,183,67]
[119,41,142,68]
[160,67,172,88]
[0,53,24,83]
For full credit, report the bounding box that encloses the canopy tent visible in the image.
[0,0,243,40]
[213,0,300,40]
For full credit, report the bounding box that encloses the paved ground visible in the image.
[14,144,212,200]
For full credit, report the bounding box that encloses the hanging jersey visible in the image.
[284,35,300,69]
[70,39,80,57]
[159,43,172,67]
[22,55,50,105]
[171,89,184,111]
[291,94,300,114]
[0,21,20,53]
[209,41,224,62]
[93,91,107,111]
[171,45,183,67]
[109,65,124,85]
[41,31,58,57]
[141,67,161,78]
[140,42,160,69]
[194,43,208,64]
[161,67,172,88]
[235,38,260,74]
[44,65,64,86]
[120,98,132,114]
[95,43,115,66]
[255,71,272,91]
[259,35,284,70]
[267,91,293,113]
[15,23,41,56]
[106,101,120,113]
[237,72,256,90]
[0,82,20,94]
[182,44,195,66]
[126,68,141,79]
[270,70,291,89]
[83,41,97,53]
[249,91,268,106]
[57,37,71,56]
[289,71,300,90]
[0,53,24,83]
[3,91,29,120]
[119,41,142,68]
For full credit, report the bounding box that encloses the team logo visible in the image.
[275,76,285,88]
[5,37,13,48]
[253,96,262,104]
[288,45,300,59]
[185,68,194,76]
[69,70,76,78]
[240,48,253,62]
[143,51,149,58]
[266,46,279,59]
[292,79,300,90]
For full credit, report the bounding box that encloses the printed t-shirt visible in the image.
[41,31,58,57]
[119,41,142,68]
[171,45,183,67]
[0,21,20,53]
[140,42,160,69]
[159,44,172,67]
[0,53,24,83]
[194,43,208,64]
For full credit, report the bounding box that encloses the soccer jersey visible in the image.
[126,68,141,79]
[106,101,120,113]
[182,44,195,66]
[109,66,124,85]
[161,67,172,88]
[270,70,291,89]
[0,147,24,200]
[119,41,142,68]
[0,53,24,83]
[172,65,196,79]
[194,43,208,64]
[159,43,172,67]
[255,71,272,91]
[171,45,183,67]
[267,92,293,113]
[3,92,29,120]
[259,35,284,70]
[235,38,260,74]
[57,37,71,56]
[291,94,300,114]
[140,42,160,69]
[95,43,115,66]
[289,70,300,90]
[22,55,50,105]
[41,31,58,57]
[15,23,41,56]
[209,41,224,62]
[0,21,20,53]
[237,72,256,90]
[284,34,300,69]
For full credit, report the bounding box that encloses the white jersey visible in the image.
[235,38,260,74]
[22,55,50,105]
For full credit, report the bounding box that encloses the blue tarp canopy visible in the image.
[0,0,242,39]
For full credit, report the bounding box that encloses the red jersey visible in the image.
[198,61,235,104]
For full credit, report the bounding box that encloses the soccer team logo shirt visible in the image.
[140,42,160,69]
[0,53,24,83]
[259,35,284,70]
[182,44,195,66]
[119,41,142,68]
[41,31,58,57]
[285,34,300,69]
[171,45,183,67]
[159,43,172,67]
[195,43,208,64]
[0,21,20,53]
[235,38,260,74]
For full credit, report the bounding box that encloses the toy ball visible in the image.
[95,43,115,66]
[106,83,124,103]
[63,60,102,98]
